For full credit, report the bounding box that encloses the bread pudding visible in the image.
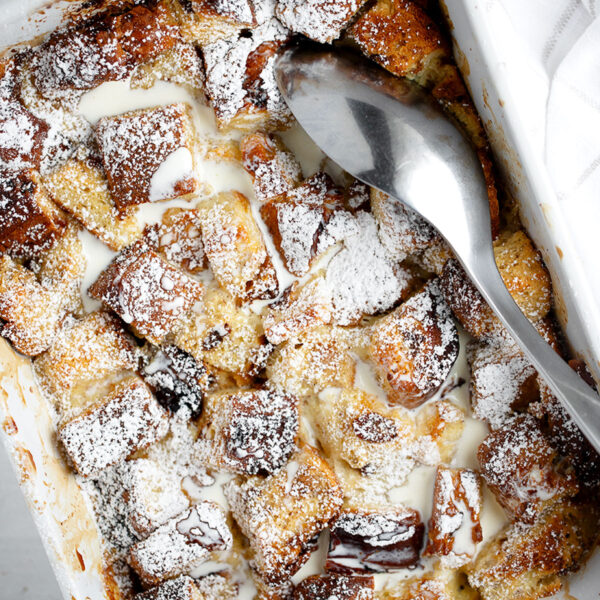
[0,1,598,599]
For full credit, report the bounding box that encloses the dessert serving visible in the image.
[0,1,599,599]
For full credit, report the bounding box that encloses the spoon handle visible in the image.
[463,248,600,453]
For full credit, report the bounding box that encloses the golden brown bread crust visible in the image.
[293,574,374,600]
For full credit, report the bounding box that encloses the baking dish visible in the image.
[0,1,598,598]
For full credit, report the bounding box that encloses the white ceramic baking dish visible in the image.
[0,1,598,599]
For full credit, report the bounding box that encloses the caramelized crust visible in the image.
[95,103,198,212]
[225,446,343,582]
[134,575,204,600]
[369,280,459,408]
[478,415,578,523]
[293,574,374,600]
[241,132,302,204]
[199,191,278,300]
[58,375,168,477]
[0,169,67,258]
[32,1,180,97]
[468,499,600,600]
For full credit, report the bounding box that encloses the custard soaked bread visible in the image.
[0,1,598,599]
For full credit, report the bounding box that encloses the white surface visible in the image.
[0,446,61,600]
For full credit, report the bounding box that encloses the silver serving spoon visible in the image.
[274,44,600,453]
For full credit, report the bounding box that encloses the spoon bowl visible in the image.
[275,44,600,452]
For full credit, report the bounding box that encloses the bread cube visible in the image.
[468,336,539,430]
[493,230,551,323]
[310,388,416,479]
[370,188,440,262]
[134,575,203,600]
[225,446,343,582]
[241,132,302,204]
[174,282,270,376]
[369,280,459,408]
[263,274,332,345]
[95,103,198,212]
[380,569,479,600]
[34,311,137,411]
[141,344,213,418]
[260,172,343,276]
[478,415,578,523]
[414,399,464,464]
[252,572,294,600]
[348,0,449,87]
[198,191,278,301]
[293,574,374,600]
[175,0,257,46]
[58,374,169,477]
[467,499,600,600]
[345,179,370,211]
[200,388,299,475]
[124,457,190,538]
[325,211,416,325]
[130,41,205,95]
[202,17,292,132]
[425,467,482,567]
[32,1,179,97]
[129,501,232,586]
[43,152,140,250]
[327,507,424,572]
[152,207,207,273]
[194,573,238,600]
[266,325,356,397]
[0,168,66,258]
[0,60,48,171]
[0,255,63,355]
[276,0,368,44]
[89,238,204,343]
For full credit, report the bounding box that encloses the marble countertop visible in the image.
[0,445,62,600]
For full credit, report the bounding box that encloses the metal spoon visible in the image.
[274,44,600,453]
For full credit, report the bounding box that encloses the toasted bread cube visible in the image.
[468,499,599,600]
[225,446,343,582]
[174,282,269,376]
[276,0,368,43]
[311,388,416,475]
[0,255,64,355]
[34,311,137,410]
[0,169,66,258]
[252,572,294,600]
[95,103,198,212]
[175,0,256,46]
[425,467,482,567]
[468,336,539,430]
[369,280,458,408]
[32,1,179,97]
[327,507,424,572]
[141,344,212,418]
[326,211,416,325]
[134,575,204,600]
[267,325,356,397]
[130,41,205,95]
[348,0,449,87]
[371,188,440,262]
[478,415,578,523]
[202,17,292,132]
[43,152,140,250]
[493,230,551,323]
[124,457,190,538]
[146,207,207,274]
[200,388,299,475]
[241,132,302,204]
[264,274,333,345]
[193,573,238,600]
[345,179,370,211]
[59,374,168,477]
[0,60,48,170]
[129,502,232,586]
[380,569,479,600]
[199,191,278,300]
[261,172,343,276]
[414,399,464,464]
[293,574,374,600]
[89,239,204,343]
